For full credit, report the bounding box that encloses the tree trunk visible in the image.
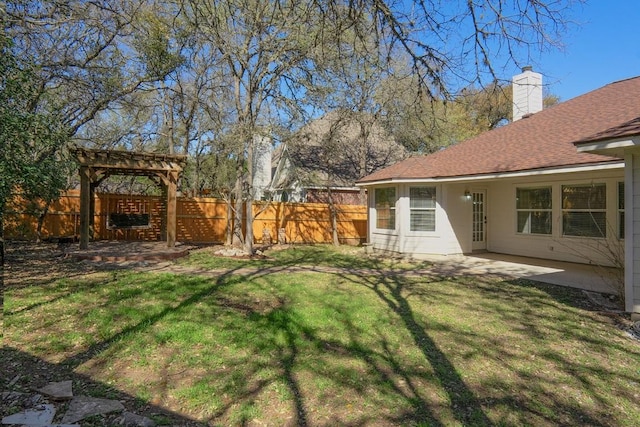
[327,187,340,246]
[232,175,244,248]
[0,214,4,314]
[35,202,51,243]
[244,140,254,254]
[245,195,254,254]
[225,198,232,245]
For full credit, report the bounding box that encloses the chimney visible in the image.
[512,66,543,121]
[251,135,272,200]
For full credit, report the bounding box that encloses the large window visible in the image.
[619,182,625,239]
[410,187,436,231]
[375,187,396,230]
[562,183,606,237]
[516,187,552,234]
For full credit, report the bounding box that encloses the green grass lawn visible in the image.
[180,244,434,271]
[4,245,640,426]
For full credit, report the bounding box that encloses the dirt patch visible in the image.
[2,241,206,426]
[4,241,102,289]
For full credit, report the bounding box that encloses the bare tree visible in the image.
[6,1,183,135]
[5,0,576,256]
[326,0,573,91]
[181,0,332,253]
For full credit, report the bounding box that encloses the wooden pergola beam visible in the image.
[73,147,187,249]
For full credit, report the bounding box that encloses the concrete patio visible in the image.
[412,252,620,295]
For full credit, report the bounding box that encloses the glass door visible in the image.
[472,191,486,251]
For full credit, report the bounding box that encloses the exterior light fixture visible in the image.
[464,190,472,200]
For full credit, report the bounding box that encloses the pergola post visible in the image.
[79,166,91,250]
[89,182,98,240]
[166,172,178,248]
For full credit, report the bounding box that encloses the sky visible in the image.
[531,1,640,102]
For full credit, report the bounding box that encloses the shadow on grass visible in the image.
[202,298,445,426]
[4,241,134,291]
[338,273,493,425]
[338,270,637,426]
[59,268,243,371]
[29,263,314,426]
[6,244,638,426]
[5,273,120,316]
[0,346,205,426]
[184,243,424,272]
[465,277,640,418]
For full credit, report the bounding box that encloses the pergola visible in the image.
[72,147,187,249]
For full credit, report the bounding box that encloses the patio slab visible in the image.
[412,252,619,295]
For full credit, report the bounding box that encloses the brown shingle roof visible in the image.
[575,116,640,145]
[358,76,640,184]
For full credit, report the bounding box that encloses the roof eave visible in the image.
[575,136,640,157]
[355,161,624,186]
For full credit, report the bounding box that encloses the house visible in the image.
[251,135,273,201]
[356,69,640,317]
[267,110,407,204]
[574,116,640,318]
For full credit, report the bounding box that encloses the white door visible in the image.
[472,191,487,251]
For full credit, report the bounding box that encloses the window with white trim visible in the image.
[375,187,396,230]
[618,182,624,239]
[562,183,606,237]
[516,187,552,235]
[410,186,436,231]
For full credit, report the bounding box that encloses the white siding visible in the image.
[252,136,272,200]
[369,182,472,255]
[630,153,640,313]
[444,183,473,253]
[366,168,625,265]
[512,68,543,121]
[400,183,468,255]
[368,184,401,253]
[488,169,624,265]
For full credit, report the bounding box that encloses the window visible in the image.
[516,187,552,234]
[375,187,396,230]
[619,182,625,239]
[410,187,436,231]
[562,183,606,237]
[108,213,151,229]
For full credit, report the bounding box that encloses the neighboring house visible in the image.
[267,111,407,205]
[357,69,640,316]
[251,135,273,201]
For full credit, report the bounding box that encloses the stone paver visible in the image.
[60,396,125,424]
[37,381,73,401]
[1,404,56,426]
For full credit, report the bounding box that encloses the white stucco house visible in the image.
[356,69,640,317]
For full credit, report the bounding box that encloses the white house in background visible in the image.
[251,135,273,201]
[267,110,407,205]
[356,69,640,317]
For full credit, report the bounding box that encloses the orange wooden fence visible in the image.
[4,191,368,245]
